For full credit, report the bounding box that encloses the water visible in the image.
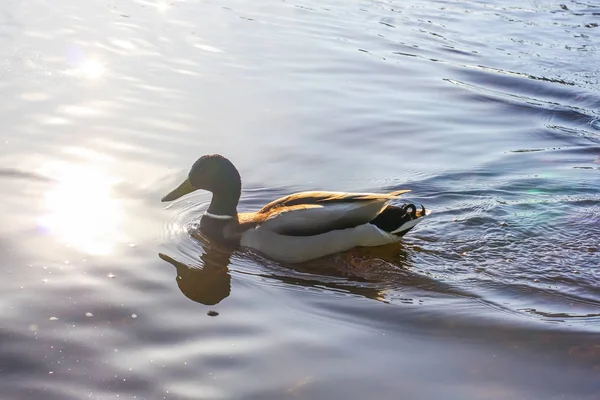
[1,0,599,398]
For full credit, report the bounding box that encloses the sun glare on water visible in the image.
[64,58,106,80]
[156,2,170,12]
[39,162,125,256]
[80,60,106,79]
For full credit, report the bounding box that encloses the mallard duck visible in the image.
[161,154,429,263]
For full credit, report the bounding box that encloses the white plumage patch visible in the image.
[240,223,400,264]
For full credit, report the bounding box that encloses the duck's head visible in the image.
[161,154,241,203]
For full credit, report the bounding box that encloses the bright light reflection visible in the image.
[156,2,170,12]
[39,162,125,255]
[65,59,106,80]
[80,60,106,79]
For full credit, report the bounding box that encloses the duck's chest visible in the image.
[200,217,240,245]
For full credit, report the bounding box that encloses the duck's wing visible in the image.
[254,190,411,236]
[257,190,411,214]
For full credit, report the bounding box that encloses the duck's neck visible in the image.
[205,160,242,219]
[206,186,240,218]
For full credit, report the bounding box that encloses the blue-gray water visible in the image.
[1,0,599,399]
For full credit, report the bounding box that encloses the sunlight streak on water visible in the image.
[38,161,126,255]
[155,2,170,13]
[64,57,106,80]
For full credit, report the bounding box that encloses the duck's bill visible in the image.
[161,177,195,202]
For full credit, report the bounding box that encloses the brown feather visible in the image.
[223,190,411,239]
[223,212,261,240]
[257,190,410,214]
[223,206,318,239]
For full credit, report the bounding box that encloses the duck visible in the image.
[161,154,429,263]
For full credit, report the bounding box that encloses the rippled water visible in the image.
[2,0,599,398]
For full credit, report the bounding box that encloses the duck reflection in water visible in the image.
[159,244,233,306]
[158,229,434,306]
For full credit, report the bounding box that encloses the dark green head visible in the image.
[161,154,242,206]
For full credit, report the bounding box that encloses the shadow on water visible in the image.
[158,226,482,307]
[159,248,232,306]
[158,201,600,335]
[157,245,403,306]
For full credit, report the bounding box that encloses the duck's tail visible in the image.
[370,203,429,236]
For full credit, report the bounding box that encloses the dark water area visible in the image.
[1,0,599,399]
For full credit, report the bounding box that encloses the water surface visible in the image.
[1,0,599,399]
